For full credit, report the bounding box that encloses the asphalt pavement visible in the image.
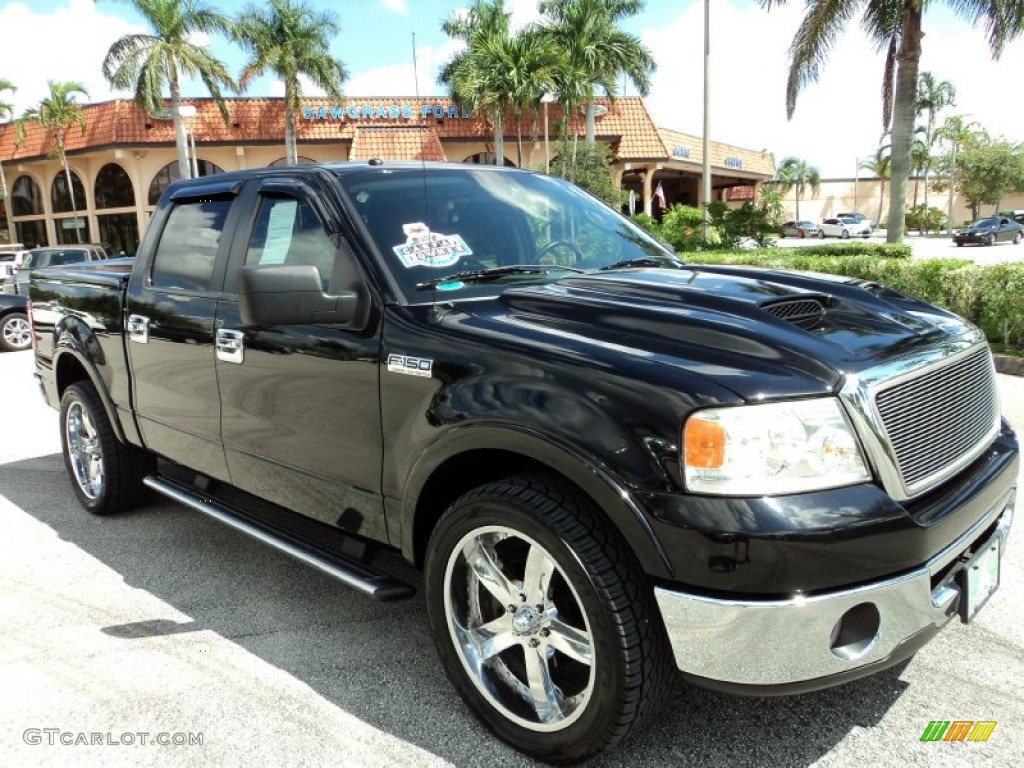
[1,349,1022,768]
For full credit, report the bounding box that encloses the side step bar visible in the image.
[144,475,415,601]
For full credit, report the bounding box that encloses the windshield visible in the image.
[973,218,997,228]
[338,167,679,300]
[21,250,87,269]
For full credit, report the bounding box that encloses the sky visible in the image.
[2,0,1023,178]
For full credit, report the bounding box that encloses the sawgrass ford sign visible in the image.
[303,103,473,121]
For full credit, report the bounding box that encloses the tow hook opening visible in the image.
[830,602,881,661]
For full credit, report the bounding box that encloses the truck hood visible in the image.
[483,265,977,401]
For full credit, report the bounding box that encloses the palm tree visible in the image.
[775,156,820,221]
[759,1,1024,244]
[860,147,891,227]
[233,0,347,166]
[0,78,15,227]
[441,0,515,165]
[539,0,655,144]
[21,81,89,243]
[103,0,235,179]
[915,72,956,209]
[933,114,984,232]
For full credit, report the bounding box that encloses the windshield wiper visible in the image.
[595,257,682,272]
[415,264,584,290]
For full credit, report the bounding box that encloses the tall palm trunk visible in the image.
[886,6,922,244]
[794,183,800,221]
[494,111,504,166]
[514,108,523,168]
[877,181,885,227]
[284,95,297,165]
[168,57,190,179]
[0,161,9,236]
[584,95,595,143]
[57,134,83,244]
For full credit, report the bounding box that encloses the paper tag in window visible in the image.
[393,223,471,269]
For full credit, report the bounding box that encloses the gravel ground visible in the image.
[1,349,1021,768]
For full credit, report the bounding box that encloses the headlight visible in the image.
[683,398,870,495]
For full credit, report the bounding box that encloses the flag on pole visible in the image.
[655,181,667,210]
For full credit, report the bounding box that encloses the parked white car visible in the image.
[820,217,872,239]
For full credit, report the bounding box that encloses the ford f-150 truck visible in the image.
[28,162,1017,763]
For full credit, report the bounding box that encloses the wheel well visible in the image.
[412,450,562,567]
[56,354,90,399]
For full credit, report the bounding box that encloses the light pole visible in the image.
[853,156,859,212]
[178,105,198,179]
[701,0,711,243]
[947,137,958,234]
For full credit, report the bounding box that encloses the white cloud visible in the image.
[345,41,463,97]
[378,0,408,13]
[0,0,143,112]
[642,3,1024,179]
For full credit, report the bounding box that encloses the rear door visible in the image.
[213,174,388,540]
[125,178,245,481]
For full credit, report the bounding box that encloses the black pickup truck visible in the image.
[29,162,1017,763]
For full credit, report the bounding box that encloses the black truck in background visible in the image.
[28,162,1018,763]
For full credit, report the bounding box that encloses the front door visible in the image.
[215,178,387,541]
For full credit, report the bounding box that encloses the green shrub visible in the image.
[905,204,948,233]
[684,249,1024,351]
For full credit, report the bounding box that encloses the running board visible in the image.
[143,476,415,601]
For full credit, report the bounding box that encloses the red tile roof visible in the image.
[349,126,446,162]
[0,96,768,177]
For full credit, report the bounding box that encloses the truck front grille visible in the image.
[874,347,998,494]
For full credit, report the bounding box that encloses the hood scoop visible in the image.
[761,297,826,329]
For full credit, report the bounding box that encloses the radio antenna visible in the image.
[412,32,437,306]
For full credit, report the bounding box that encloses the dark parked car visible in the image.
[0,294,30,351]
[778,220,822,238]
[4,244,110,295]
[953,217,1024,246]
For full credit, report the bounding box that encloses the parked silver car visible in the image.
[3,244,110,295]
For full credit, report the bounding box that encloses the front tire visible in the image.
[841,229,850,239]
[0,312,31,351]
[817,230,825,239]
[988,233,996,246]
[424,474,674,763]
[60,381,153,515]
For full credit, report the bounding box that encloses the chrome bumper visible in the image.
[654,493,1014,687]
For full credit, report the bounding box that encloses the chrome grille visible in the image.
[874,347,998,494]
[762,299,825,329]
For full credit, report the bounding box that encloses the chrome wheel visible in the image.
[444,525,595,732]
[65,401,104,500]
[1,313,30,350]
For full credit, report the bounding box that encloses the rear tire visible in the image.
[424,473,674,763]
[60,381,154,515]
[0,312,31,352]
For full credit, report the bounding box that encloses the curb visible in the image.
[994,354,1024,376]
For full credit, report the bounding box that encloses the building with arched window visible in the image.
[0,96,777,250]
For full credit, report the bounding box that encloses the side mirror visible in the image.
[239,264,368,329]
[658,240,676,254]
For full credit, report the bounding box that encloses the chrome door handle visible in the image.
[127,314,149,344]
[216,329,245,364]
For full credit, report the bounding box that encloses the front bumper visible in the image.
[654,489,1014,691]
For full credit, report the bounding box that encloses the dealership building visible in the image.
[0,96,776,253]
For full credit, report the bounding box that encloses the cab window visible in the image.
[150,198,233,292]
[245,196,335,291]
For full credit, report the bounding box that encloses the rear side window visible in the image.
[151,198,233,291]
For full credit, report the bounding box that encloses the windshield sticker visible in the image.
[393,222,472,269]
[435,280,466,292]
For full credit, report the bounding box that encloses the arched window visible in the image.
[95,163,135,209]
[269,156,316,166]
[12,175,44,216]
[51,171,87,213]
[147,160,225,206]
[463,152,515,167]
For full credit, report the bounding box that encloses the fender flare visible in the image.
[401,423,676,579]
[52,333,128,445]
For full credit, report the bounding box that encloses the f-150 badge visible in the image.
[387,354,433,377]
